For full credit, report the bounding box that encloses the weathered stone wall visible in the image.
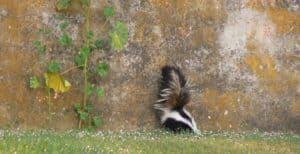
[0,0,299,133]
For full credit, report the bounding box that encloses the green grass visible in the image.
[0,130,299,154]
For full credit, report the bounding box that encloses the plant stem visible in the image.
[79,119,82,129]
[100,19,108,33]
[60,65,83,75]
[48,88,51,113]
[83,6,90,107]
[47,88,53,123]
[83,59,88,107]
[79,3,91,129]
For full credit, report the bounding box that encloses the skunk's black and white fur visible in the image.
[154,65,199,134]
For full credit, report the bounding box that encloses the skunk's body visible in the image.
[154,65,199,134]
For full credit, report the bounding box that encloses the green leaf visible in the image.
[86,31,94,40]
[75,47,90,67]
[92,116,103,127]
[29,76,41,89]
[96,88,105,97]
[96,63,109,77]
[109,21,129,51]
[33,40,46,55]
[86,84,95,96]
[60,33,72,46]
[75,55,85,67]
[80,46,91,58]
[81,0,91,8]
[79,111,89,120]
[74,103,82,112]
[86,103,94,113]
[103,6,115,18]
[48,61,61,73]
[44,72,71,93]
[59,21,69,31]
[56,0,72,11]
[94,39,104,49]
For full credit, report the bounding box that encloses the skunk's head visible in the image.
[161,108,199,134]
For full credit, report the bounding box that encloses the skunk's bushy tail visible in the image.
[154,65,199,134]
[154,65,191,111]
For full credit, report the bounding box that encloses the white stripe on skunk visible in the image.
[154,65,200,134]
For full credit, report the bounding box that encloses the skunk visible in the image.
[154,65,200,134]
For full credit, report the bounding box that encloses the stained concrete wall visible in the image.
[0,0,299,133]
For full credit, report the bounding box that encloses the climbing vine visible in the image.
[30,0,129,130]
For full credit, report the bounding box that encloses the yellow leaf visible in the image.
[44,72,71,93]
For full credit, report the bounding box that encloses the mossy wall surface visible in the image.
[0,0,299,133]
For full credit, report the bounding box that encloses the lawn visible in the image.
[0,130,299,154]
